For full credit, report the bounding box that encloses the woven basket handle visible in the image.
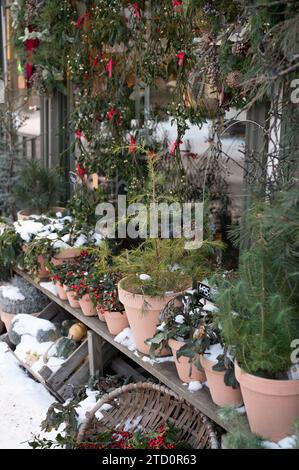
[77,381,183,442]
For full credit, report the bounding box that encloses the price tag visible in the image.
[197,282,211,299]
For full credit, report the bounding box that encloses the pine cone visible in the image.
[29,69,47,95]
[206,59,220,87]
[226,70,243,89]
[232,41,250,57]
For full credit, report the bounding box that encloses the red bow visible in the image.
[75,129,83,139]
[76,12,89,29]
[108,108,122,126]
[133,3,141,18]
[106,58,113,78]
[172,0,182,9]
[76,163,87,177]
[129,135,136,154]
[176,51,185,66]
[170,139,183,156]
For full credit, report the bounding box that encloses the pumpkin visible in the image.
[68,322,88,342]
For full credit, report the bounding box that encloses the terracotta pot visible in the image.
[37,255,50,279]
[104,310,129,336]
[200,355,243,407]
[55,282,68,301]
[118,279,182,355]
[22,245,49,280]
[51,247,83,266]
[168,338,206,383]
[0,311,16,331]
[0,310,40,332]
[96,306,107,322]
[17,207,66,221]
[79,294,97,317]
[235,361,299,442]
[66,290,80,309]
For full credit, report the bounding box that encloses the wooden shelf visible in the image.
[15,268,248,432]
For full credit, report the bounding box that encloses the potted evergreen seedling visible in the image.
[15,160,65,220]
[216,189,299,441]
[117,238,192,355]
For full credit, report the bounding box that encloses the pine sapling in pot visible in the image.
[15,160,64,219]
[216,189,299,441]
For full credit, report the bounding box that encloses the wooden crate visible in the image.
[0,302,116,401]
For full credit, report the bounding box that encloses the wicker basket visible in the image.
[77,382,219,449]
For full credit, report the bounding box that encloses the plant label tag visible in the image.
[197,282,211,299]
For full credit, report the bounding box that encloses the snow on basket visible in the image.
[77,382,219,449]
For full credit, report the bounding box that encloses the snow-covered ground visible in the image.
[0,342,55,449]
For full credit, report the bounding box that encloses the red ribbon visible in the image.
[25,26,39,83]
[133,3,141,18]
[76,163,87,177]
[176,51,185,66]
[76,12,89,29]
[172,0,182,9]
[75,129,83,139]
[170,139,183,156]
[106,58,113,78]
[129,135,136,154]
[108,108,122,126]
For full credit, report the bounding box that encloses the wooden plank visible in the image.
[88,330,103,377]
[14,268,247,432]
[57,358,90,400]
[46,339,88,390]
[111,357,146,381]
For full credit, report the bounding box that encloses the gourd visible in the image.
[61,319,77,336]
[68,322,87,341]
[53,337,78,359]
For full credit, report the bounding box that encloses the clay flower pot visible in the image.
[168,338,206,383]
[235,361,299,442]
[66,290,80,309]
[22,245,49,280]
[79,294,97,317]
[51,248,83,267]
[96,306,107,322]
[55,282,68,301]
[200,355,243,407]
[17,206,66,221]
[104,310,129,336]
[37,255,50,280]
[0,311,16,331]
[118,279,182,355]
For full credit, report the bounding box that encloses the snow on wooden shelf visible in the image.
[14,267,249,433]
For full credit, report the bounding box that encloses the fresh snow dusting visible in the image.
[156,321,166,331]
[14,220,45,243]
[0,285,25,301]
[40,281,58,297]
[277,436,297,449]
[188,381,203,392]
[123,416,142,431]
[202,302,219,313]
[12,314,56,338]
[74,234,87,247]
[114,328,136,351]
[142,355,174,366]
[0,342,54,449]
[95,404,113,421]
[14,335,65,375]
[203,343,224,361]
[175,315,185,324]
